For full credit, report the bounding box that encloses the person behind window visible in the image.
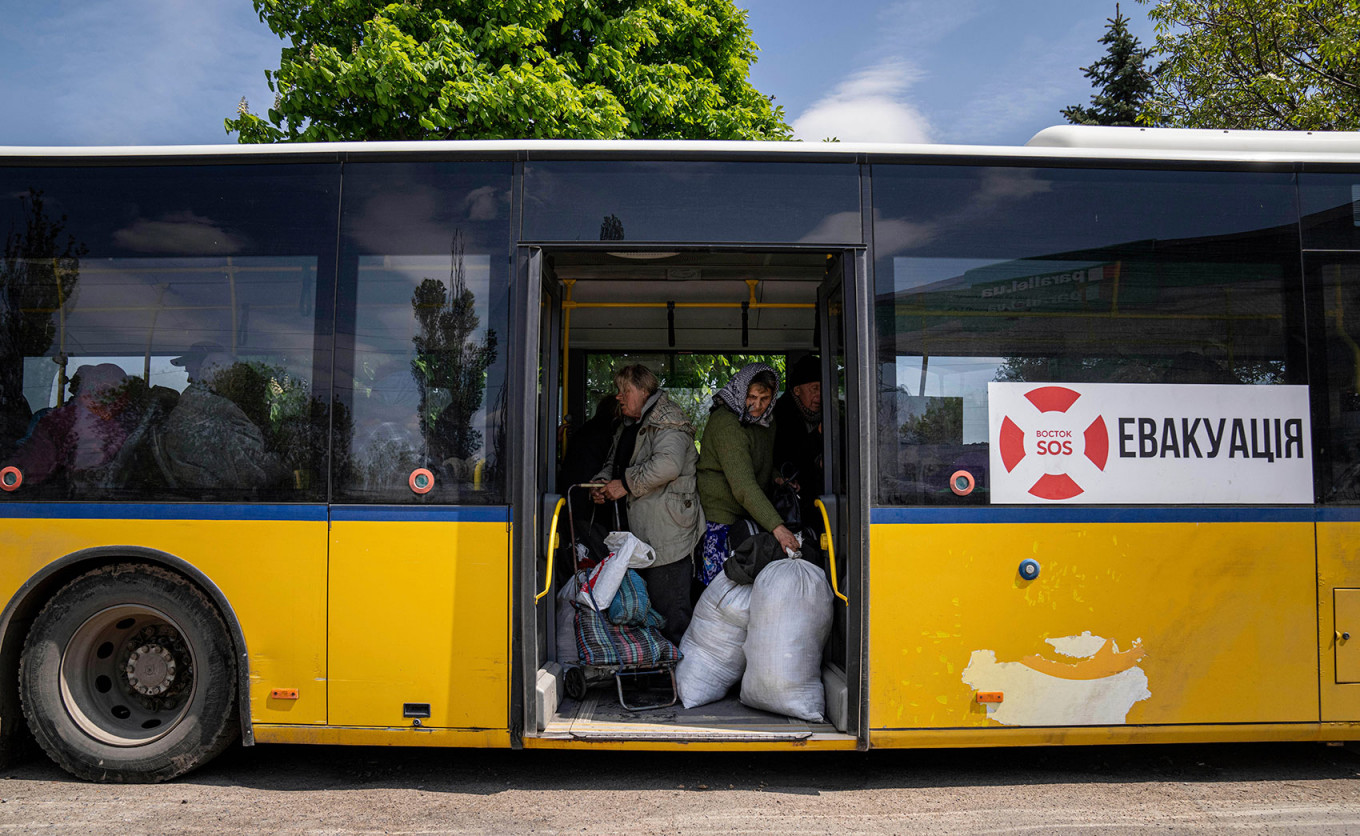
[695,363,801,586]
[5,363,149,491]
[152,352,283,491]
[562,395,620,520]
[591,364,703,645]
[170,340,227,385]
[773,354,824,526]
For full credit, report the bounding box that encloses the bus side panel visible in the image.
[868,521,1317,734]
[0,518,329,727]
[327,521,508,731]
[1319,522,1360,721]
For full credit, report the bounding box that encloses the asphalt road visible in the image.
[1,741,1359,834]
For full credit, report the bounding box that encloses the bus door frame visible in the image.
[510,244,871,745]
[818,248,870,745]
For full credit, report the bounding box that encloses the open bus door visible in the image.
[517,247,863,748]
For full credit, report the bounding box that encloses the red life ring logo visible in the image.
[998,386,1109,500]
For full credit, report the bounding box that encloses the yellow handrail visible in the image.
[814,498,849,605]
[535,497,567,602]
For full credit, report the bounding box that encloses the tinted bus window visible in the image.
[1300,173,1360,251]
[523,161,860,243]
[871,164,1303,506]
[0,164,338,503]
[334,162,512,504]
[1308,255,1360,503]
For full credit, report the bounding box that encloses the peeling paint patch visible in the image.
[961,634,1150,726]
[1048,631,1111,658]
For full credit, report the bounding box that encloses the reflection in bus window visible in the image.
[0,163,336,502]
[873,166,1304,506]
[335,161,511,504]
[341,251,501,502]
[1316,260,1360,503]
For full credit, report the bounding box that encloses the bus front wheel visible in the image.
[19,564,238,783]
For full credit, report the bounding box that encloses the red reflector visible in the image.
[976,691,1004,704]
[270,688,299,700]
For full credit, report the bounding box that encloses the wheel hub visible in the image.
[125,644,177,696]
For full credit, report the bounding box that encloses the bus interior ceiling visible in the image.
[547,250,827,353]
[536,250,852,741]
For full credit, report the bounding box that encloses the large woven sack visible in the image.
[676,574,752,708]
[740,557,832,722]
[574,601,680,668]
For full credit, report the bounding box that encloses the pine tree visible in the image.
[1062,4,1153,126]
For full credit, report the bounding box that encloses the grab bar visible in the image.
[814,498,849,605]
[535,496,567,602]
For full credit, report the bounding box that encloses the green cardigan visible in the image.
[696,407,783,533]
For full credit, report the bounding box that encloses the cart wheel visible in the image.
[564,665,587,701]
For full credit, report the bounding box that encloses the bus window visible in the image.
[872,165,1304,505]
[523,161,860,244]
[1310,256,1360,502]
[1300,173,1360,251]
[0,165,338,502]
[334,163,512,504]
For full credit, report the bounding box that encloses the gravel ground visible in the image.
[1,741,1358,834]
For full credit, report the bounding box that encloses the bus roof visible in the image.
[1,125,1358,165]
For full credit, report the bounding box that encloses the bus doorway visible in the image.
[516,248,863,748]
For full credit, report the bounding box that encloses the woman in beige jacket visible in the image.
[592,364,704,644]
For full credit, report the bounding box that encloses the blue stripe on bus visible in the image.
[0,503,513,523]
[869,506,1320,525]
[329,505,511,523]
[1316,507,1360,523]
[0,503,329,522]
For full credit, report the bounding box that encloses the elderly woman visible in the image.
[592,364,703,644]
[695,363,801,585]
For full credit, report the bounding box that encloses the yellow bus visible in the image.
[2,126,1360,782]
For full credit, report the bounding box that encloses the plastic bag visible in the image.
[676,573,752,708]
[740,557,833,722]
[555,579,579,664]
[577,531,656,610]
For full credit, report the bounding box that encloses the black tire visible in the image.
[564,665,588,701]
[19,564,239,783]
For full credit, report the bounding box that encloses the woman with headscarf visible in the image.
[695,363,801,585]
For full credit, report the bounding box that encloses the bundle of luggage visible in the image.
[556,530,680,670]
[676,531,834,722]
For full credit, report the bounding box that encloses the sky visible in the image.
[0,0,1157,148]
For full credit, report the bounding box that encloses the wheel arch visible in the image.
[0,546,254,762]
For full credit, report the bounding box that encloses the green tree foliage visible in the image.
[584,352,784,441]
[412,231,498,463]
[1063,4,1153,126]
[226,0,792,142]
[1139,0,1360,130]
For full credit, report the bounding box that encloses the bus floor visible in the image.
[540,684,837,742]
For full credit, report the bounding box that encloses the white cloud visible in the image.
[791,62,932,144]
[113,211,246,254]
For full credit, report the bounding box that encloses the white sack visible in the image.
[740,557,833,722]
[577,531,655,610]
[676,573,752,708]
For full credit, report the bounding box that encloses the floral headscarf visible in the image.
[713,362,780,428]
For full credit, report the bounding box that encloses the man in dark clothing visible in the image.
[773,354,824,527]
[560,396,620,520]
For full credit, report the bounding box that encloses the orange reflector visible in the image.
[976,691,1004,704]
[270,688,299,700]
